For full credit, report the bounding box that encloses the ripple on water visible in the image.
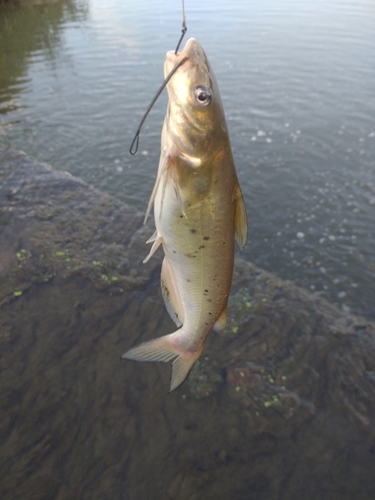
[0,0,374,320]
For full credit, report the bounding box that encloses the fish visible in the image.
[122,38,247,392]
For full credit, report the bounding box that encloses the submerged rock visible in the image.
[0,148,374,500]
[0,148,156,306]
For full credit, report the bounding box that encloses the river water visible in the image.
[0,0,374,320]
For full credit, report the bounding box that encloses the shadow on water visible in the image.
[0,0,88,114]
[1,148,375,499]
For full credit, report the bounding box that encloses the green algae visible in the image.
[0,151,149,306]
[54,251,66,257]
[16,249,30,261]
[188,359,223,399]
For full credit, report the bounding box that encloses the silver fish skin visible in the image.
[122,38,247,391]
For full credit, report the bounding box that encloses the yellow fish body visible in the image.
[123,38,247,391]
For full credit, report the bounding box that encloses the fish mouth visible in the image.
[165,38,205,77]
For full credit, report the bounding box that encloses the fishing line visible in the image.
[129,1,188,155]
[174,0,187,55]
[129,56,188,155]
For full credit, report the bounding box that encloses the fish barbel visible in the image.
[123,38,247,391]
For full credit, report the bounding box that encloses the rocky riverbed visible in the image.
[1,148,374,500]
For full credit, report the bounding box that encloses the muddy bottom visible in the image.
[1,148,375,500]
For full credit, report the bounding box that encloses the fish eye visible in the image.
[194,85,212,106]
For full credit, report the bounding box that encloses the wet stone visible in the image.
[187,358,223,399]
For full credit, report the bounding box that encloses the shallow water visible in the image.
[1,133,375,497]
[0,0,374,321]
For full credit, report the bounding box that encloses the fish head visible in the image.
[164,38,229,158]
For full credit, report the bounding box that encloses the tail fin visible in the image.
[122,333,199,392]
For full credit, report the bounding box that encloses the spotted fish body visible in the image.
[122,38,247,391]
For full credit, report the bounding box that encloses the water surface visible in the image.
[0,0,374,319]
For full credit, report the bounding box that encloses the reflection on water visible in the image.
[0,0,88,113]
[0,0,375,318]
[0,0,374,322]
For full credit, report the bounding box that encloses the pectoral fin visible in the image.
[233,183,248,250]
[144,149,171,224]
[144,172,162,224]
[161,258,184,327]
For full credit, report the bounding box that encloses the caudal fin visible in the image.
[122,333,199,392]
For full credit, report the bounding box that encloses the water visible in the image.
[1,146,375,500]
[0,0,374,319]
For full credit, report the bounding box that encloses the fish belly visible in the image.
[155,175,235,351]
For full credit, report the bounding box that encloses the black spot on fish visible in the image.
[173,250,177,254]
[190,229,197,234]
[199,245,205,249]
[186,279,191,282]
[207,299,212,303]
[203,236,210,241]
[185,253,196,258]
[162,282,170,297]
[204,289,208,292]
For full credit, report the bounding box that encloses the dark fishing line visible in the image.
[129,56,188,155]
[129,1,188,155]
[175,0,187,55]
